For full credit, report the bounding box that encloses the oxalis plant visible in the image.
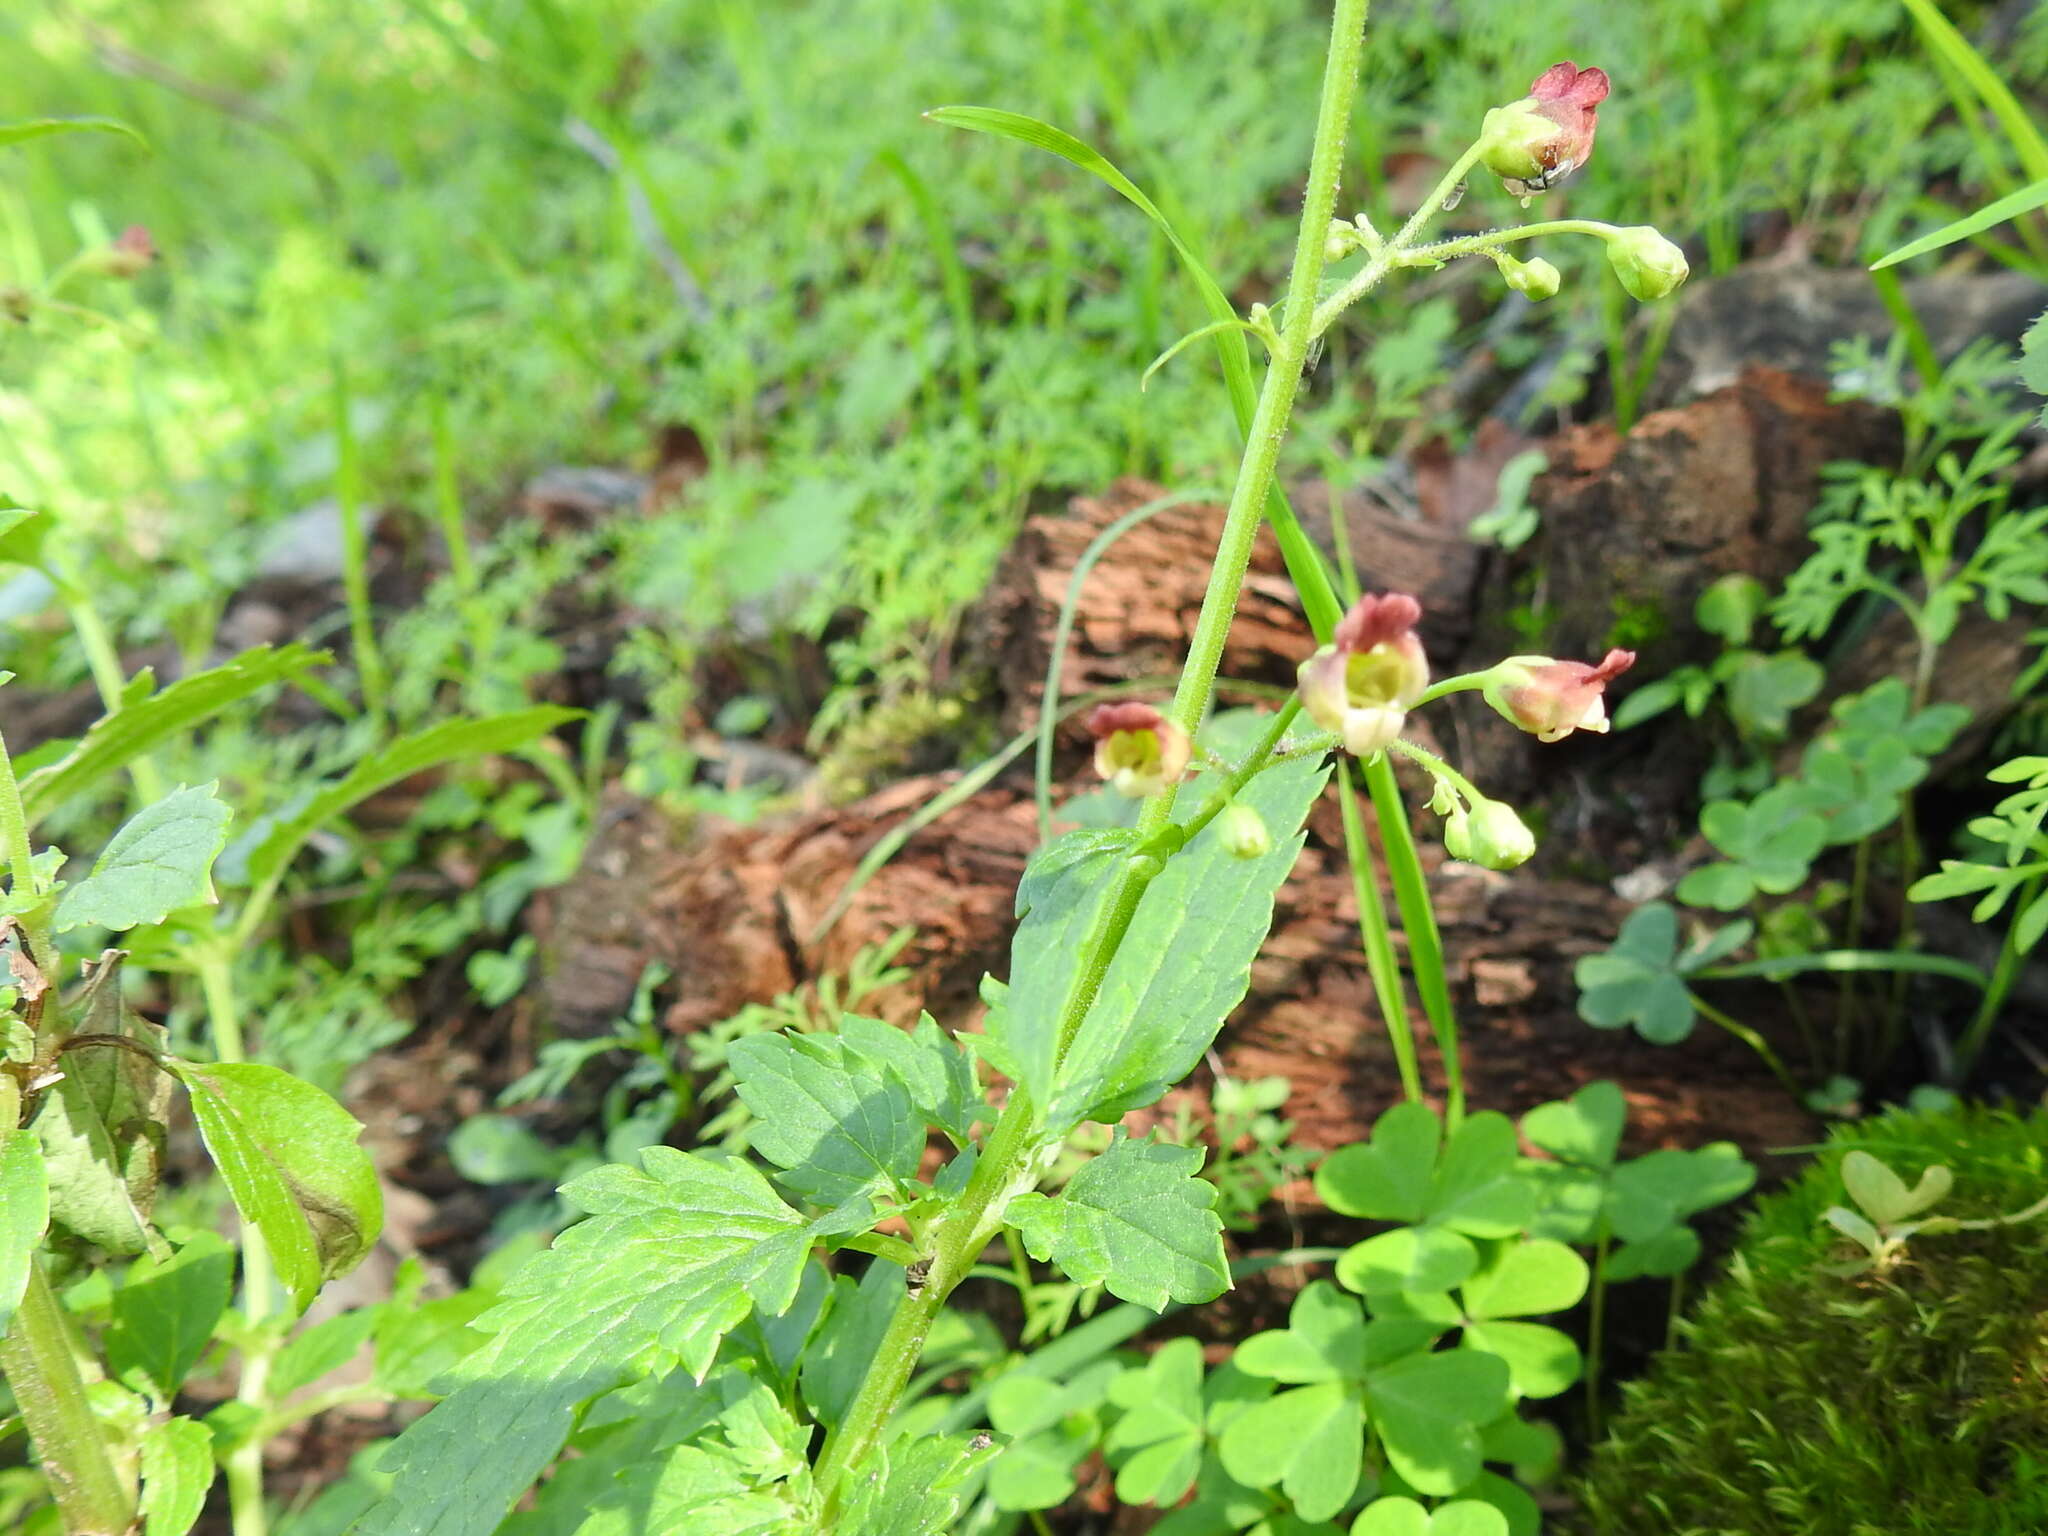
[345,14,1689,1536]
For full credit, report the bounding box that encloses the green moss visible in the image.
[1573,1106,2048,1536]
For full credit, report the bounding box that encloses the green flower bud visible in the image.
[1447,798,1537,871]
[1605,226,1689,301]
[1501,254,1561,301]
[1218,803,1272,860]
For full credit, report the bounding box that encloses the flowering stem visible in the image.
[811,0,1372,1509]
[1409,670,1493,709]
[1390,738,1483,807]
[1397,216,1623,269]
[1309,140,1488,340]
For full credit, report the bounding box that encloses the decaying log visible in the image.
[530,767,1815,1161]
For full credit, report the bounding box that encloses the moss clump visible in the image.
[1573,1105,2048,1536]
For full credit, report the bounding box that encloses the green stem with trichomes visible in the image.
[198,945,276,1536]
[808,0,1372,1508]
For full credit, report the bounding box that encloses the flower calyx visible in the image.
[1087,701,1192,798]
[1218,802,1272,860]
[1480,61,1609,198]
[1481,649,1636,742]
[1443,796,1537,871]
[1298,592,1429,757]
[1498,252,1561,301]
[1605,225,1689,301]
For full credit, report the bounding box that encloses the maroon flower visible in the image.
[1298,592,1430,757]
[1088,701,1191,797]
[1483,648,1636,742]
[1481,62,1611,196]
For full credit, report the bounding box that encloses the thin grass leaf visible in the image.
[1872,178,2048,269]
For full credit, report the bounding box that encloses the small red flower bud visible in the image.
[98,225,156,279]
[1298,592,1430,757]
[1087,701,1191,798]
[1480,62,1610,197]
[1482,649,1635,742]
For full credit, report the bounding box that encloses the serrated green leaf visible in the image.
[981,831,1128,1100]
[837,1431,1003,1536]
[800,1260,903,1429]
[54,784,232,933]
[36,953,171,1254]
[1006,1131,1227,1310]
[273,1305,383,1400]
[171,1061,381,1312]
[139,1415,214,1536]
[237,707,577,900]
[107,1230,234,1400]
[730,1030,923,1206]
[351,1149,821,1536]
[1217,1380,1363,1521]
[838,1013,981,1144]
[1366,1348,1511,1496]
[0,1126,48,1334]
[1048,753,1326,1131]
[19,645,327,824]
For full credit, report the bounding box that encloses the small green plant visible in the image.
[1908,753,2048,1076]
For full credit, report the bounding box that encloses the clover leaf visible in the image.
[1320,1106,1535,1299]
[1829,678,1968,757]
[1574,905,1752,1044]
[1104,1337,1206,1506]
[985,1360,1116,1512]
[1676,783,1828,910]
[1720,650,1823,739]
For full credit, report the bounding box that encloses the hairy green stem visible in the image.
[809,0,1372,1508]
[199,947,275,1536]
[1308,140,1488,338]
[1,1260,135,1536]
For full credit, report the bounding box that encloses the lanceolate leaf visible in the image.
[0,116,147,150]
[171,1061,381,1312]
[236,707,577,901]
[351,1149,823,1536]
[0,1125,48,1334]
[19,645,327,824]
[1006,1133,1228,1311]
[1047,751,1328,1132]
[981,831,1130,1103]
[730,1030,924,1206]
[54,784,232,933]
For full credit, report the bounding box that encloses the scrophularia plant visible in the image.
[340,16,1696,1536]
